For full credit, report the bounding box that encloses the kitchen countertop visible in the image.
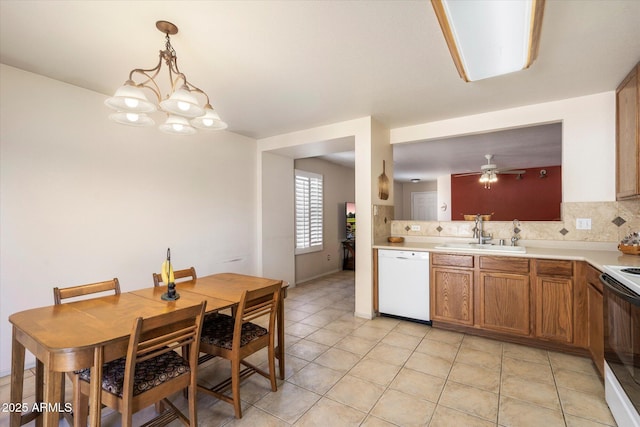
[373,239,640,271]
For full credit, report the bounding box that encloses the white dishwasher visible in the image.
[378,249,430,323]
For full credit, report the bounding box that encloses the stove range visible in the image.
[602,264,640,296]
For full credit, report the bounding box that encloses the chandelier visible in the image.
[104,21,227,135]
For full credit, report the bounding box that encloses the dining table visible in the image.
[8,272,286,427]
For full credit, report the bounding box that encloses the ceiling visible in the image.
[1,1,639,175]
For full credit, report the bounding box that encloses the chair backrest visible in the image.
[123,301,206,401]
[233,282,282,351]
[152,267,197,287]
[53,278,121,305]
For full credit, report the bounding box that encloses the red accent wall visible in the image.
[451,166,562,221]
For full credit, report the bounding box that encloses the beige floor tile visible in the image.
[281,354,310,380]
[455,347,502,371]
[448,361,500,393]
[287,362,344,395]
[460,335,503,355]
[498,395,565,427]
[429,405,496,427]
[313,347,361,372]
[298,312,336,328]
[553,367,605,396]
[404,351,453,379]
[285,309,312,322]
[381,331,422,350]
[415,337,460,361]
[334,335,378,356]
[350,325,391,341]
[501,375,561,411]
[326,375,386,412]
[438,381,499,422]
[426,328,464,345]
[323,318,364,333]
[294,397,366,426]
[564,413,617,427]
[305,328,347,347]
[360,415,398,427]
[349,358,402,387]
[285,339,329,362]
[558,386,617,425]
[286,322,319,339]
[222,405,289,427]
[254,382,321,424]
[296,302,327,314]
[549,351,599,376]
[371,389,436,426]
[502,356,554,384]
[503,342,549,365]
[367,316,401,330]
[366,342,413,366]
[389,367,446,403]
[393,321,431,338]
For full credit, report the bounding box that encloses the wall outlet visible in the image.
[576,218,592,230]
[327,254,331,261]
[411,225,421,231]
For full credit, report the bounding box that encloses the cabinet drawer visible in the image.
[432,253,474,268]
[479,256,530,274]
[536,259,573,277]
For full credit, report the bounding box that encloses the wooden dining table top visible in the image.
[9,272,283,362]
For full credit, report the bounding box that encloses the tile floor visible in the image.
[1,270,617,426]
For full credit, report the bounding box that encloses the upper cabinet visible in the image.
[616,62,640,200]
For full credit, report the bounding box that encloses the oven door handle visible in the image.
[600,273,640,306]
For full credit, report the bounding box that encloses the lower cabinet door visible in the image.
[432,267,474,326]
[479,272,531,336]
[536,276,574,343]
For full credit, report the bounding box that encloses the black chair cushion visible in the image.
[78,349,189,397]
[200,313,267,350]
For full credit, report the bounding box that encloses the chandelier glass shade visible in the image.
[479,170,498,189]
[104,21,227,135]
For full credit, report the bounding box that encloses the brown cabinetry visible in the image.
[535,259,574,343]
[585,264,604,377]
[478,256,531,336]
[431,254,474,326]
[616,62,640,200]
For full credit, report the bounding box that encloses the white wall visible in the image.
[261,152,295,286]
[293,158,355,283]
[0,65,259,375]
[391,92,617,202]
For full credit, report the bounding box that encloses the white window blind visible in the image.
[295,169,323,254]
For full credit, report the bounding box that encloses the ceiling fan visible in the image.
[454,154,526,188]
[455,154,526,177]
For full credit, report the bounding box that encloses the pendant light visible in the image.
[104,21,227,134]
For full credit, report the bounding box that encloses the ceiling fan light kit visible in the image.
[431,0,545,82]
[104,20,227,135]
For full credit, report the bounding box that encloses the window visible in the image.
[295,169,323,254]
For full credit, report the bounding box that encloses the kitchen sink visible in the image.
[434,242,526,253]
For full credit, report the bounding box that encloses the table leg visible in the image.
[277,289,285,380]
[35,360,44,427]
[88,347,103,427]
[42,363,63,426]
[10,327,25,427]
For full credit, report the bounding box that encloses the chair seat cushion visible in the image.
[78,349,189,397]
[200,313,267,350]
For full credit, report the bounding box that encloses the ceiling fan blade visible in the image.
[453,172,482,177]
[496,169,526,174]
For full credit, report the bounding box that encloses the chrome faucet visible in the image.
[474,215,492,244]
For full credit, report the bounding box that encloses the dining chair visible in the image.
[52,278,121,426]
[77,301,206,427]
[152,266,197,287]
[197,281,282,418]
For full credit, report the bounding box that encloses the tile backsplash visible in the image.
[385,200,639,243]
